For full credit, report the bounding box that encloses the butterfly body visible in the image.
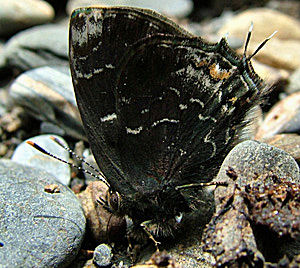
[69,7,266,238]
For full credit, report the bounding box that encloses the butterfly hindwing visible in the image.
[115,35,265,188]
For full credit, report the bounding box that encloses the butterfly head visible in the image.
[106,184,190,237]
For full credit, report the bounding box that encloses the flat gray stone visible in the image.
[9,66,85,140]
[0,24,68,71]
[0,159,86,267]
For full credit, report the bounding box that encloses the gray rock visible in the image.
[0,24,68,71]
[286,67,300,94]
[11,134,71,185]
[0,88,8,116]
[0,39,3,52]
[82,153,105,183]
[93,244,113,267]
[40,122,66,137]
[214,140,300,192]
[66,0,193,18]
[9,65,86,140]
[208,140,300,265]
[0,159,86,267]
[0,0,55,36]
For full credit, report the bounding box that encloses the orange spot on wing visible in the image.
[209,63,232,80]
[194,59,208,68]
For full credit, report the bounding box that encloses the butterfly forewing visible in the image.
[69,7,192,195]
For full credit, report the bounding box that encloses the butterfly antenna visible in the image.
[247,30,277,61]
[175,181,228,190]
[50,136,106,179]
[243,22,253,58]
[26,139,110,187]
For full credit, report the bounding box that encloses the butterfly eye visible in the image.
[108,191,121,212]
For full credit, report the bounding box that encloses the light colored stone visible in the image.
[218,8,300,42]
[251,59,289,84]
[286,67,300,94]
[11,134,71,185]
[255,92,300,140]
[0,0,55,36]
[248,38,300,71]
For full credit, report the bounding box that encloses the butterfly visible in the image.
[68,6,269,241]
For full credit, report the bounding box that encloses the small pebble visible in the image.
[93,244,113,267]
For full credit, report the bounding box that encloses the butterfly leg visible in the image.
[140,220,161,251]
[96,196,114,213]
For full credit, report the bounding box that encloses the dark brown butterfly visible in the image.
[69,7,269,241]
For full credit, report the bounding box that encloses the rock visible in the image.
[266,0,300,20]
[0,0,54,37]
[0,87,9,115]
[9,65,86,140]
[251,59,289,85]
[93,244,113,267]
[40,121,66,137]
[77,181,127,243]
[214,140,300,191]
[217,8,300,71]
[82,153,105,183]
[245,38,300,71]
[205,140,300,266]
[286,67,300,94]
[0,159,86,267]
[66,0,193,18]
[261,134,300,162]
[133,251,182,268]
[0,24,68,72]
[201,10,235,35]
[167,241,215,267]
[0,106,26,133]
[255,92,300,140]
[11,134,71,185]
[218,8,300,42]
[217,7,300,70]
